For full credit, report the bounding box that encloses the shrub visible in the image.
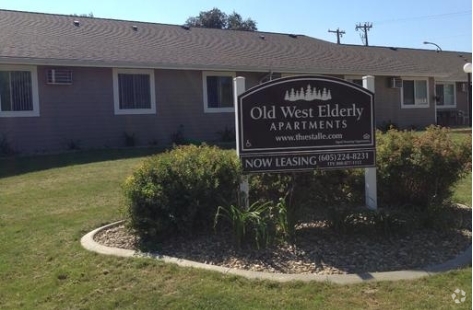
[170,124,186,145]
[124,132,137,147]
[249,169,364,221]
[124,126,470,245]
[377,120,398,132]
[216,126,236,143]
[376,126,471,209]
[65,139,81,150]
[0,134,15,156]
[124,144,241,242]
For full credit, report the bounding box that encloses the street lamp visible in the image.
[464,63,472,73]
[423,41,442,52]
[463,63,472,127]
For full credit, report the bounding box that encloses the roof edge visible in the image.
[0,57,455,79]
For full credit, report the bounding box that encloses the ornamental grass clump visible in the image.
[214,197,296,249]
[123,144,241,243]
[214,201,274,249]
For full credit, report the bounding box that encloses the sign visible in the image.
[236,76,375,173]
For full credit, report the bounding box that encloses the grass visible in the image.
[453,171,472,206]
[0,134,471,309]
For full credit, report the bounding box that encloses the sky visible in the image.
[1,0,471,52]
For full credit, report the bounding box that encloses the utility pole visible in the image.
[355,22,373,46]
[328,28,345,44]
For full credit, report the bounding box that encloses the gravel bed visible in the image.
[94,207,471,275]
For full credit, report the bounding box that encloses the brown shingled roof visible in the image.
[0,10,470,80]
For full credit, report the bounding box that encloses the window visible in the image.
[0,66,39,117]
[203,71,235,113]
[402,79,429,108]
[435,82,456,107]
[345,76,363,87]
[351,79,363,86]
[113,68,156,115]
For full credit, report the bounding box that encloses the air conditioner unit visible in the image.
[390,77,403,88]
[46,69,73,85]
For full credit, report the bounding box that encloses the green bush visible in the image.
[249,169,364,221]
[376,126,471,209]
[123,144,241,242]
[124,126,470,244]
[0,134,15,156]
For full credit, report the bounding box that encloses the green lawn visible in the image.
[0,141,471,309]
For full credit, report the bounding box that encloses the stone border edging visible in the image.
[81,220,472,284]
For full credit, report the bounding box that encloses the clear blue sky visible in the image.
[1,0,471,52]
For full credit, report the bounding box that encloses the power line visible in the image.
[374,10,471,25]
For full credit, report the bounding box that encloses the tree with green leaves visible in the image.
[185,8,257,31]
[226,12,257,31]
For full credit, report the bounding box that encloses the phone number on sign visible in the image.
[318,152,371,162]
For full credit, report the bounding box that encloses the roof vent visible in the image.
[181,25,190,30]
[73,20,80,27]
[259,35,265,40]
[288,34,298,38]
[132,25,138,31]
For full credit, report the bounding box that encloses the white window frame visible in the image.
[435,81,456,108]
[0,65,40,117]
[401,77,430,109]
[202,71,235,113]
[113,68,156,115]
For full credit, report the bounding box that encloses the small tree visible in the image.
[185,8,227,29]
[185,8,257,31]
[226,11,257,31]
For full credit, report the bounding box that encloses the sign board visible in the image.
[236,76,375,173]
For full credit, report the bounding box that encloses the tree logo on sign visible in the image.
[451,288,466,303]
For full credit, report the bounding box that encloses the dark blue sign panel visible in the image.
[236,76,375,173]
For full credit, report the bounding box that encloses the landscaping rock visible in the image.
[94,205,471,275]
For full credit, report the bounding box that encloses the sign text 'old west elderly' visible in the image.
[236,76,376,173]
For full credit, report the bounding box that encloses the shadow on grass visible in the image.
[0,142,236,178]
[0,147,164,178]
